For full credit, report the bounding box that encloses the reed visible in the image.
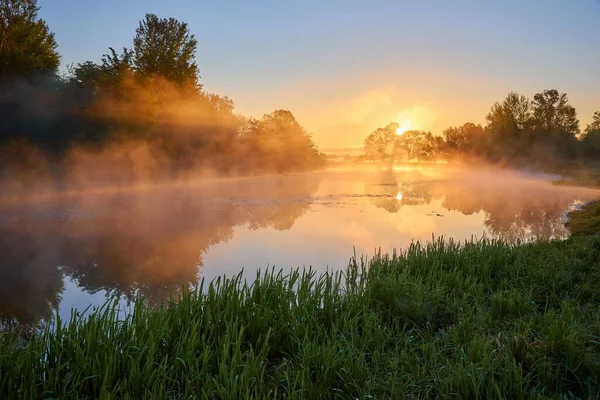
[2,234,600,399]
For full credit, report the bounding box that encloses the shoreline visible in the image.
[3,168,600,397]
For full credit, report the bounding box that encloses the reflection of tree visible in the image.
[441,182,585,242]
[238,174,321,230]
[364,167,593,243]
[60,174,321,303]
[364,167,441,213]
[54,192,239,303]
[0,215,64,330]
[0,173,322,324]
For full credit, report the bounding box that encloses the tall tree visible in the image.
[484,92,532,159]
[0,0,60,80]
[581,111,600,158]
[584,111,600,136]
[485,92,531,138]
[363,123,399,161]
[396,130,438,161]
[133,14,199,87]
[243,110,324,172]
[443,122,485,159]
[531,89,579,135]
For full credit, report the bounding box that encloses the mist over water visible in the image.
[1,165,598,329]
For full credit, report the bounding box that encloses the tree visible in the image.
[486,92,531,133]
[443,122,485,159]
[133,14,199,87]
[485,92,532,159]
[584,111,600,136]
[238,110,324,172]
[70,48,135,92]
[363,123,399,161]
[0,0,60,80]
[581,111,600,158]
[396,130,438,161]
[101,47,135,77]
[528,89,580,160]
[531,89,579,135]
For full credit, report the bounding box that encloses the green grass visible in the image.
[551,162,600,189]
[567,201,600,237]
[3,233,600,399]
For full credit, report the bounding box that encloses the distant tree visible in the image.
[531,89,579,135]
[396,130,438,161]
[363,123,399,161]
[443,126,466,153]
[581,111,600,158]
[70,61,104,85]
[70,48,135,91]
[528,89,580,160]
[133,14,199,87]
[0,0,60,80]
[443,122,485,159]
[101,47,135,77]
[485,92,531,159]
[486,92,531,133]
[584,111,600,136]
[239,110,324,172]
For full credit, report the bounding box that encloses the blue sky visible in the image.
[39,0,600,148]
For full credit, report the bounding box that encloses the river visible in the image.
[1,164,597,328]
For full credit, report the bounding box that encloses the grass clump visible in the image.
[3,236,600,399]
[567,201,600,236]
[552,163,600,189]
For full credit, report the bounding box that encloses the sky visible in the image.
[39,0,600,149]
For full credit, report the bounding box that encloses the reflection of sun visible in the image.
[396,193,403,200]
[396,121,410,135]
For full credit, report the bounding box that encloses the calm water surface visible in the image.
[1,165,598,327]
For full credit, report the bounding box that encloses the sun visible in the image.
[396,121,410,136]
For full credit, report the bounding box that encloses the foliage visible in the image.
[242,110,326,172]
[531,89,579,136]
[580,112,600,159]
[133,13,199,88]
[363,122,398,161]
[442,122,485,160]
[363,89,592,167]
[585,112,600,136]
[484,92,532,159]
[0,4,326,177]
[0,0,59,81]
[3,233,600,398]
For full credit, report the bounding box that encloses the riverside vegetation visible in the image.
[2,203,600,399]
[4,0,600,398]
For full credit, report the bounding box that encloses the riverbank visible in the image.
[3,227,600,398]
[554,163,600,237]
[551,162,600,190]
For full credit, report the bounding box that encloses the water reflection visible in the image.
[0,216,64,330]
[363,166,591,242]
[0,174,321,328]
[442,184,573,242]
[1,167,597,328]
[363,166,442,213]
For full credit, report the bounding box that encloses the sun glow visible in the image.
[396,193,403,201]
[396,121,410,136]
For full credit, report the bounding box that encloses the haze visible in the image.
[39,0,600,149]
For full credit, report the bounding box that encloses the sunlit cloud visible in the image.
[285,86,440,148]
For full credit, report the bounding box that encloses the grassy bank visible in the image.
[3,232,600,399]
[567,201,600,237]
[551,162,600,189]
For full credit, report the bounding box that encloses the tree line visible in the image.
[363,91,600,166]
[0,0,326,184]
